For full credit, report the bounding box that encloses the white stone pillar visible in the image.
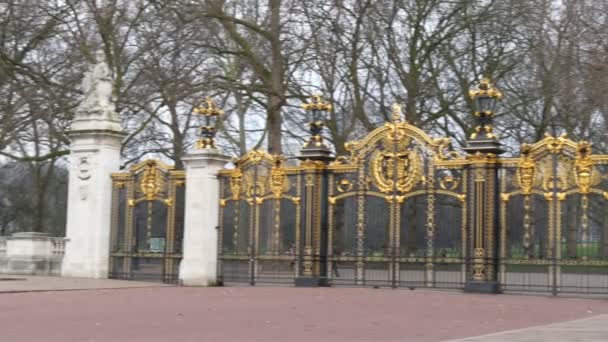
[62,50,125,279]
[61,129,125,278]
[179,149,229,286]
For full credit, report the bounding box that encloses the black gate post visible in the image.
[463,78,504,294]
[295,94,334,287]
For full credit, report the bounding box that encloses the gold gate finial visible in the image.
[391,103,403,122]
[301,93,332,112]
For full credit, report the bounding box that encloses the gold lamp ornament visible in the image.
[468,78,502,140]
[301,93,332,148]
[194,97,223,149]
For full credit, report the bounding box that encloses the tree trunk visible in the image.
[33,163,45,233]
[267,96,283,155]
[267,0,284,155]
[165,101,185,170]
[235,92,248,156]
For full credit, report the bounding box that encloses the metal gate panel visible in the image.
[218,151,301,285]
[500,136,608,295]
[109,160,185,283]
[327,121,467,288]
[214,119,608,296]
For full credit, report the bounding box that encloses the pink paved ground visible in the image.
[1,287,608,342]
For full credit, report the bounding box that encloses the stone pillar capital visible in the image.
[182,148,231,169]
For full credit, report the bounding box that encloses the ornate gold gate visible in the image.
[327,118,467,287]
[500,135,608,294]
[215,80,608,295]
[218,151,301,284]
[109,160,185,283]
[217,126,608,294]
[217,114,469,288]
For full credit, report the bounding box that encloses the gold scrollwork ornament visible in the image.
[244,171,267,198]
[439,175,459,191]
[543,133,568,154]
[336,179,353,193]
[538,158,568,192]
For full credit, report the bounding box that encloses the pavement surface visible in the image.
[447,314,608,341]
[0,275,168,293]
[1,276,608,341]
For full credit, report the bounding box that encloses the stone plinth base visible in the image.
[179,259,218,286]
[464,281,501,294]
[295,277,330,287]
[0,232,65,275]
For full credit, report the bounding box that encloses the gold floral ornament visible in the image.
[140,160,164,200]
[517,143,537,194]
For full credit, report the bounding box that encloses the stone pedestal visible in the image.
[61,130,125,278]
[0,232,65,275]
[179,148,230,286]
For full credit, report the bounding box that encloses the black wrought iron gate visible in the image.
[499,137,608,294]
[218,152,301,284]
[326,123,467,288]
[109,160,185,283]
[217,114,608,295]
[218,119,469,289]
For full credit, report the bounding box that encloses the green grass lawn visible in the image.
[509,242,603,259]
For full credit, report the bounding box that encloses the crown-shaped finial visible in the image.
[391,103,404,122]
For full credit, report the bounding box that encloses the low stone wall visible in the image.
[0,232,66,275]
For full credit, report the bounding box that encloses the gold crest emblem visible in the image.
[516,144,539,194]
[370,134,422,194]
[229,168,243,200]
[269,156,289,198]
[140,161,163,200]
[574,142,598,194]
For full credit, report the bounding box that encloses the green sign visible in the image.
[149,238,165,252]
